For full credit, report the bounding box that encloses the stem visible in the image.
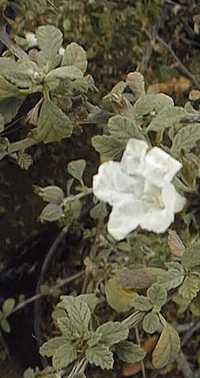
[63,188,93,206]
[68,359,87,378]
[122,311,145,328]
[0,29,29,60]
[8,137,37,154]
[10,271,84,315]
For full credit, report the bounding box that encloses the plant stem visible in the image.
[122,311,145,328]
[63,188,93,205]
[11,271,84,315]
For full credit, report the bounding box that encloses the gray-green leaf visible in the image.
[115,341,145,363]
[52,343,77,370]
[36,25,63,55]
[86,344,114,370]
[35,100,73,143]
[108,115,142,139]
[95,321,129,347]
[143,311,161,334]
[62,42,87,74]
[67,159,86,183]
[92,135,125,160]
[133,296,153,312]
[171,124,200,155]
[147,284,167,307]
[40,337,67,357]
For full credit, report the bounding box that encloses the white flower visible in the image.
[59,47,65,56]
[25,32,38,47]
[93,138,185,240]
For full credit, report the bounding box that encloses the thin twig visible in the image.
[156,35,200,89]
[0,29,29,60]
[11,271,84,315]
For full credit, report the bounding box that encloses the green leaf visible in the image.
[52,343,77,370]
[108,115,142,139]
[0,75,21,99]
[46,66,83,82]
[147,106,187,132]
[133,93,174,119]
[67,159,86,183]
[39,203,63,222]
[62,42,87,74]
[34,185,64,205]
[147,284,167,307]
[152,323,180,368]
[40,337,67,357]
[86,344,114,370]
[90,202,108,220]
[143,311,161,334]
[115,341,145,363]
[0,97,24,124]
[23,368,36,378]
[35,100,73,143]
[36,25,63,55]
[158,262,185,290]
[178,276,200,303]
[95,321,129,347]
[4,60,39,89]
[105,277,137,313]
[133,296,153,312]
[58,296,91,335]
[2,298,15,315]
[1,318,10,333]
[182,244,200,269]
[77,294,99,314]
[92,135,125,160]
[171,124,200,155]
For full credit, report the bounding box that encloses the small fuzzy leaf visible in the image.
[90,202,108,220]
[115,341,145,363]
[147,284,167,307]
[40,337,67,357]
[133,93,174,119]
[39,203,63,222]
[143,311,161,334]
[147,106,187,132]
[105,277,137,313]
[92,135,125,160]
[35,100,73,143]
[108,115,141,139]
[52,343,77,370]
[133,296,153,312]
[0,75,21,99]
[62,42,87,74]
[2,298,15,315]
[96,321,129,347]
[46,66,83,81]
[67,159,86,183]
[178,276,200,303]
[152,323,180,368]
[171,124,200,155]
[86,344,114,370]
[0,97,24,124]
[158,262,185,290]
[182,244,200,269]
[58,296,91,335]
[34,185,64,205]
[1,318,11,333]
[36,25,63,54]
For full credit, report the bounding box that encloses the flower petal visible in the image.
[139,183,184,233]
[93,161,144,206]
[121,138,148,176]
[108,200,147,240]
[144,147,182,187]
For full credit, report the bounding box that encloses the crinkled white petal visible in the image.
[144,147,182,187]
[121,138,148,176]
[93,161,144,206]
[140,183,184,233]
[108,200,147,240]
